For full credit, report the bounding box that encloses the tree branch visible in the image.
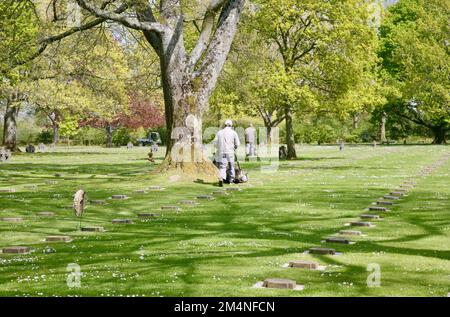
[188,0,229,70]
[76,0,167,34]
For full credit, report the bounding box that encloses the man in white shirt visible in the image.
[214,119,240,186]
[245,124,257,157]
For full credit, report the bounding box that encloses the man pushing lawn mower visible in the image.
[213,120,248,187]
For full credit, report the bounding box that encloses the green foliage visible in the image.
[0,0,39,85]
[59,116,79,139]
[378,0,450,142]
[36,130,53,144]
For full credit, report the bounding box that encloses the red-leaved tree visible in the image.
[79,93,164,147]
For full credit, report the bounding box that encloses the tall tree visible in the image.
[0,0,39,151]
[253,0,379,158]
[378,0,450,144]
[60,0,245,175]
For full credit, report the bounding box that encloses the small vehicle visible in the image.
[136,132,162,147]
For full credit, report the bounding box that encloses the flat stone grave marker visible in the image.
[360,214,381,220]
[147,186,164,190]
[384,195,400,200]
[377,201,393,206]
[369,206,388,212]
[111,194,128,200]
[54,173,63,177]
[160,206,181,212]
[196,195,214,200]
[2,246,30,254]
[225,187,242,192]
[179,200,199,206]
[45,180,58,185]
[263,278,297,290]
[212,191,229,196]
[309,247,336,255]
[81,226,104,232]
[36,212,55,217]
[112,219,134,224]
[390,191,405,196]
[137,213,160,218]
[2,217,23,222]
[350,221,374,227]
[24,185,37,189]
[45,236,72,242]
[133,190,148,194]
[0,188,16,193]
[403,181,416,185]
[324,237,353,244]
[395,188,408,192]
[339,230,362,236]
[288,260,319,270]
[90,200,107,205]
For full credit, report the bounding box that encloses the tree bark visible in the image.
[352,113,360,129]
[2,100,20,152]
[105,123,113,148]
[48,111,60,144]
[380,111,387,143]
[284,105,297,159]
[432,125,448,144]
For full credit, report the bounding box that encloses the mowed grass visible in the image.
[0,145,449,297]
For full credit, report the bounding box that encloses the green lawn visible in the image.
[0,145,449,297]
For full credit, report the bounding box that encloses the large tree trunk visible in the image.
[284,105,297,159]
[352,113,360,129]
[2,100,20,152]
[49,111,60,144]
[53,124,59,145]
[105,123,113,148]
[432,125,448,144]
[380,111,387,143]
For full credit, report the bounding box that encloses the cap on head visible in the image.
[224,119,233,127]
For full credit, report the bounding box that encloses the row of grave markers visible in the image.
[253,152,450,292]
[0,180,244,255]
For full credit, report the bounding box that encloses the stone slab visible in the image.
[369,206,387,211]
[0,189,16,193]
[263,278,296,289]
[112,219,134,224]
[377,201,393,206]
[384,195,400,200]
[36,212,55,217]
[133,190,148,194]
[111,195,128,200]
[288,260,319,269]
[2,246,30,254]
[350,221,373,227]
[147,186,163,190]
[325,237,353,244]
[309,247,336,255]
[137,213,160,218]
[160,206,181,212]
[196,195,214,200]
[212,191,229,196]
[1,217,23,222]
[45,235,72,242]
[390,191,405,196]
[339,230,362,236]
[360,214,381,220]
[90,200,107,205]
[179,200,199,205]
[81,226,104,232]
[225,187,242,192]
